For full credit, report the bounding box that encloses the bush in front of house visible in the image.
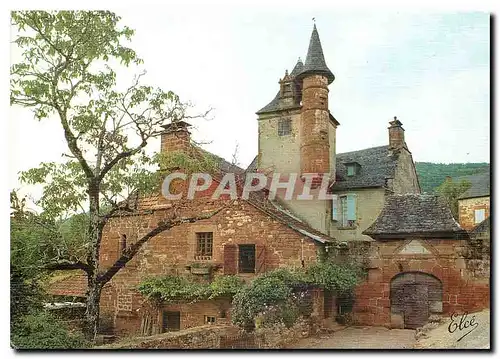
[231,263,361,330]
[11,310,89,349]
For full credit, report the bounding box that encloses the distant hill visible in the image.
[415,162,490,194]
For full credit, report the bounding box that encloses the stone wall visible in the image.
[99,324,242,349]
[391,149,421,194]
[100,319,314,349]
[257,110,302,174]
[458,196,490,231]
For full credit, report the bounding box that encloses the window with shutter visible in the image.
[332,195,339,221]
[338,194,356,228]
[223,244,238,275]
[340,196,348,227]
[255,244,266,274]
[347,194,356,221]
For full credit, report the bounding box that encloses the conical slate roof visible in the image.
[297,24,334,84]
[289,58,304,77]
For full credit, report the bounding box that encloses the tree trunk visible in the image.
[83,182,103,341]
[83,277,102,341]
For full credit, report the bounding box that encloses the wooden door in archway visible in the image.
[390,272,441,329]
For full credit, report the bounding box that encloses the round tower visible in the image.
[296,24,335,186]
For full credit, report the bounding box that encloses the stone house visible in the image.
[457,171,490,231]
[46,24,489,336]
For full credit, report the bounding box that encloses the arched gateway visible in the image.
[390,272,443,329]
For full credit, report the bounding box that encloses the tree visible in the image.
[11,11,223,341]
[435,178,472,219]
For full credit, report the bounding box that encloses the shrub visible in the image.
[306,261,361,294]
[11,311,89,349]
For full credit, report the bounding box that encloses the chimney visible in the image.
[159,120,192,197]
[160,120,192,155]
[388,116,406,150]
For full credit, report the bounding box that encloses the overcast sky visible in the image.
[9,8,490,193]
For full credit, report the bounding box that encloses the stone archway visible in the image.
[390,272,442,329]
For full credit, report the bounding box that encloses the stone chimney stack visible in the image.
[388,116,406,150]
[160,120,192,155]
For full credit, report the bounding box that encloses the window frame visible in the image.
[205,315,216,325]
[277,118,292,137]
[195,232,214,260]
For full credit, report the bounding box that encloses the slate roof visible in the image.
[457,171,490,199]
[246,190,334,244]
[332,145,398,191]
[296,24,334,84]
[290,58,304,77]
[47,272,87,297]
[363,194,468,239]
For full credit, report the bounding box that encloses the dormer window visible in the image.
[345,162,360,177]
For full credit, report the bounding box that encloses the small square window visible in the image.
[205,316,216,325]
[196,232,213,260]
[347,165,355,176]
[278,118,292,136]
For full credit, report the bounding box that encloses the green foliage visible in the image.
[207,275,245,300]
[232,276,291,329]
[415,162,489,193]
[232,264,360,329]
[11,311,89,349]
[435,178,472,219]
[137,275,245,304]
[158,151,219,175]
[306,261,362,295]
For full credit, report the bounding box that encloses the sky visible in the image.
[8,8,490,194]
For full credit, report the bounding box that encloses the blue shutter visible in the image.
[347,194,357,221]
[332,195,338,221]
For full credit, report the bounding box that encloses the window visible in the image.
[474,209,486,224]
[347,165,355,177]
[339,194,357,228]
[205,315,216,325]
[196,232,213,260]
[278,118,292,136]
[238,244,255,273]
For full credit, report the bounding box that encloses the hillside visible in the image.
[415,162,490,194]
